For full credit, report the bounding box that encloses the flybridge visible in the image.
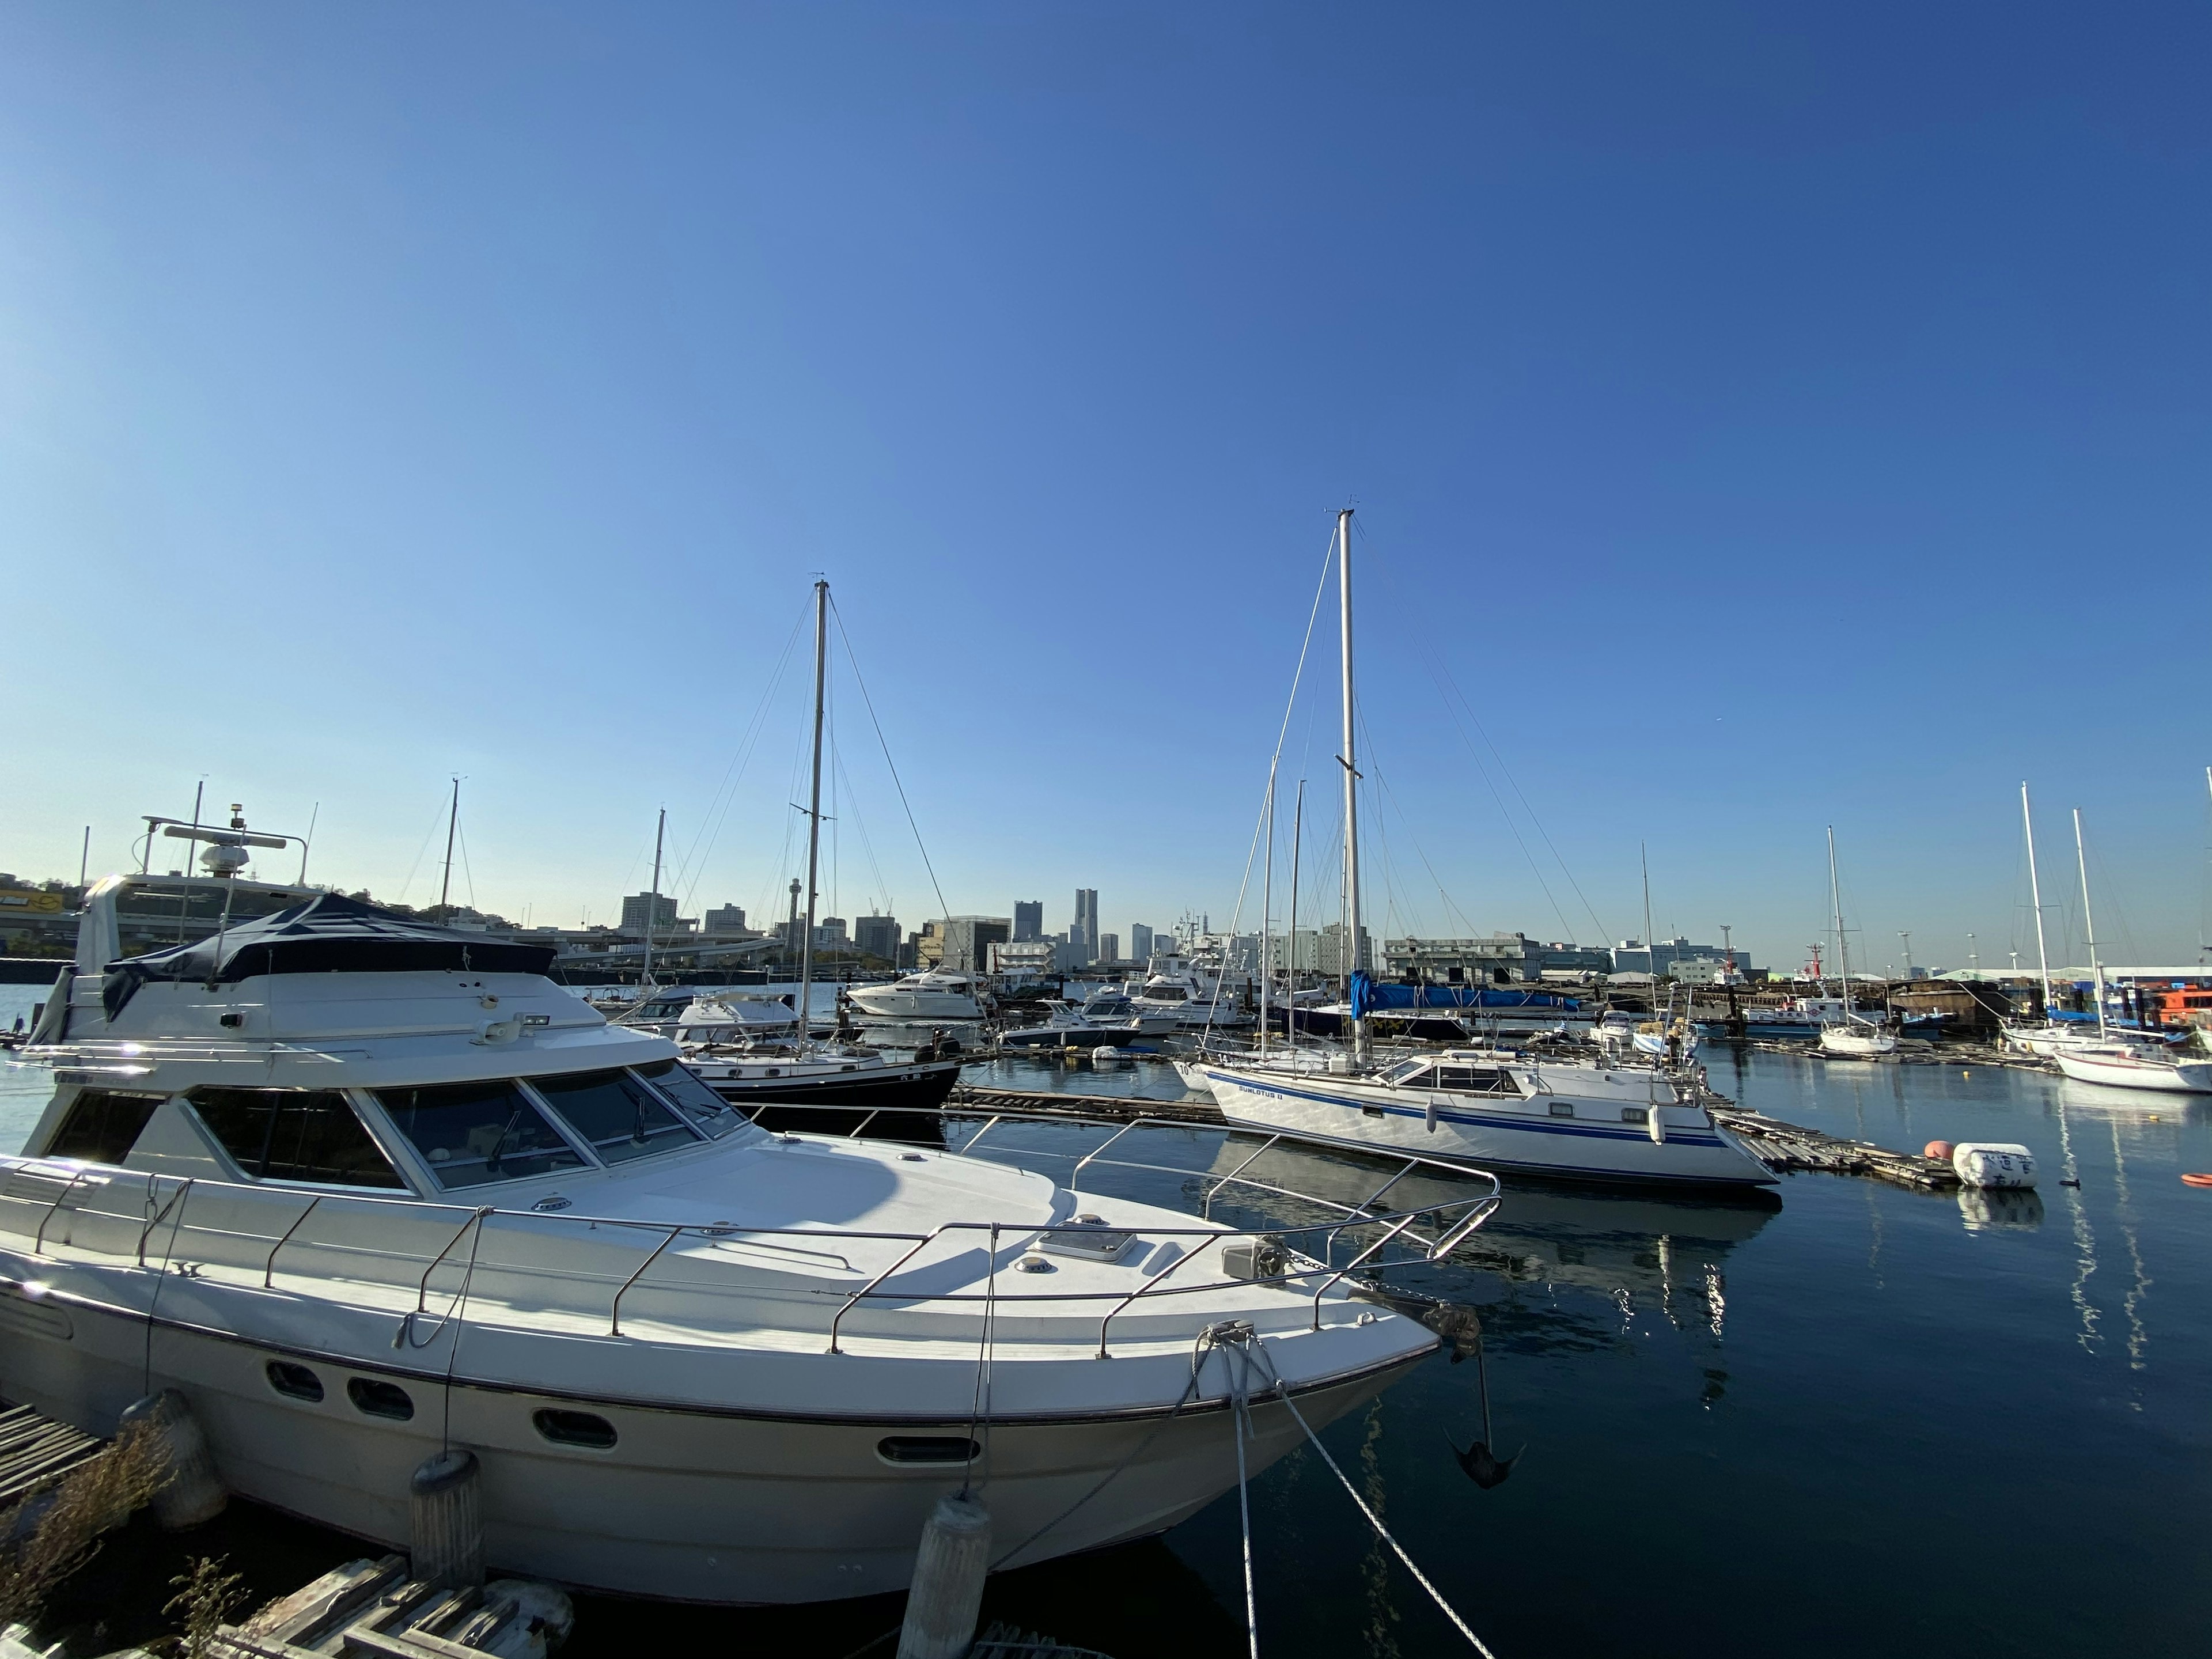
[99,893,559,1017]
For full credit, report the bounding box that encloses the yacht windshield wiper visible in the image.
[486,1107,523,1174]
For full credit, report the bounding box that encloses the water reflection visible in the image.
[1957,1187,2045,1230]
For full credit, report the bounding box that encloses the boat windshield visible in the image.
[190,1088,406,1188]
[634,1059,760,1141]
[376,1081,588,1189]
[1383,1060,1432,1086]
[1143,986,1188,1002]
[531,1069,703,1165]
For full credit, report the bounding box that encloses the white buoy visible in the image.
[117,1389,227,1529]
[411,1448,485,1590]
[895,1493,991,1659]
[1952,1142,2038,1190]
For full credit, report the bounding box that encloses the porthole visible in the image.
[346,1377,414,1421]
[1549,1102,1575,1118]
[876,1435,980,1465]
[1621,1107,1649,1124]
[266,1361,324,1402]
[533,1408,618,1449]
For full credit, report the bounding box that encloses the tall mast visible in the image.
[797,579,830,1048]
[2073,808,2106,1038]
[1259,768,1275,1059]
[2021,783,2054,1017]
[1827,827,1851,1004]
[642,807,665,988]
[1641,842,1654,977]
[1336,507,1365,1063]
[438,778,460,922]
[1287,779,1304,1055]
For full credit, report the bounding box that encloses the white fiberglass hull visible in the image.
[846,988,983,1020]
[1818,1027,1897,1058]
[0,1289,1414,1604]
[2052,1051,2212,1094]
[1180,1061,1774,1188]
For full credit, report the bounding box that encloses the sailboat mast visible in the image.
[1287,779,1304,1055]
[797,579,830,1046]
[642,808,664,988]
[437,778,460,922]
[2073,808,2105,1037]
[1641,842,1654,977]
[1259,769,1275,1059]
[1336,507,1365,1063]
[1827,826,1851,1002]
[2021,782,2054,1017]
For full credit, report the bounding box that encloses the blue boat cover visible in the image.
[101,892,555,1018]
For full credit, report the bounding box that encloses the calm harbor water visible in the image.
[4,982,2209,1657]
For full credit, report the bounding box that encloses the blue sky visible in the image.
[3,3,2207,971]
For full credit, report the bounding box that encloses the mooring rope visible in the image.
[1245,1337,1498,1657]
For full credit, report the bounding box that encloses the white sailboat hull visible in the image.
[1818,1025,1897,1058]
[1181,1062,1774,1188]
[2052,1050,2212,1094]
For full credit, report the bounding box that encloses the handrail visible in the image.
[31,1169,96,1256]
[0,1103,1503,1347]
[608,1225,686,1338]
[828,1227,946,1354]
[262,1194,323,1287]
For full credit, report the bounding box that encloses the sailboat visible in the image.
[676,581,964,1128]
[1177,510,1772,1189]
[2052,808,2212,1093]
[1816,828,1898,1059]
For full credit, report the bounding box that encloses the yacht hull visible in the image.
[1183,1063,1774,1188]
[846,990,983,1020]
[694,1057,963,1137]
[0,1289,1418,1604]
[2052,1051,2212,1093]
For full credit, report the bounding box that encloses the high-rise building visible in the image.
[933,916,1013,974]
[1130,922,1154,962]
[855,914,901,961]
[1071,889,1099,965]
[702,904,747,934]
[1099,932,1120,964]
[1013,901,1044,942]
[814,917,849,948]
[620,892,679,935]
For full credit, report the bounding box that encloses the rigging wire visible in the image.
[829,595,952,925]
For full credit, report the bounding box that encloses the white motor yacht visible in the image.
[5,868,1479,1604]
[674,991,802,1043]
[1130,969,1249,1031]
[846,970,986,1022]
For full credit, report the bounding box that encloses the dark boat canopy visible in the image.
[101,892,557,1018]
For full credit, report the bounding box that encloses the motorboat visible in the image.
[999,999,1147,1051]
[3,868,1491,1604]
[679,1036,964,1132]
[1130,969,1249,1030]
[674,991,802,1043]
[845,969,987,1021]
[1183,510,1770,1188]
[1081,986,1179,1036]
[1590,1010,1695,1060]
[1693,995,1850,1040]
[2052,1043,2212,1093]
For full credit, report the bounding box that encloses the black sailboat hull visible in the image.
[707,1057,963,1141]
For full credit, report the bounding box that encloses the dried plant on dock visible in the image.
[165,1554,246,1658]
[0,1418,172,1630]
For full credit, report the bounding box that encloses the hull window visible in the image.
[346,1378,414,1421]
[530,1070,701,1165]
[376,1081,588,1190]
[189,1089,406,1188]
[266,1361,324,1402]
[44,1090,166,1165]
[533,1408,618,1449]
[877,1436,981,1465]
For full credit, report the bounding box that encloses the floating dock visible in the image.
[0,1402,105,1510]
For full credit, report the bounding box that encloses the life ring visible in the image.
[2181,1173,2212,1189]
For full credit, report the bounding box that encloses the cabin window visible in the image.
[375,1081,588,1188]
[530,1069,701,1164]
[1621,1107,1649,1124]
[633,1060,755,1140]
[1548,1101,1575,1118]
[346,1377,414,1421]
[188,1089,406,1188]
[1433,1066,1516,1096]
[44,1090,165,1165]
